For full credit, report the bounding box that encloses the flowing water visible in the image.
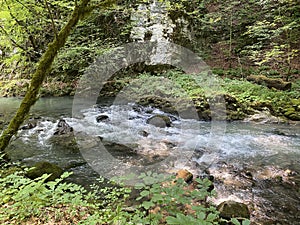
[0,97,299,224]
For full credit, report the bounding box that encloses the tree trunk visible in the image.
[0,0,91,158]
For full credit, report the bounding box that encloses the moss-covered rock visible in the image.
[26,161,63,181]
[146,115,171,128]
[282,104,300,121]
[97,80,129,99]
[246,75,292,91]
[284,111,300,121]
[217,200,250,220]
[138,95,176,114]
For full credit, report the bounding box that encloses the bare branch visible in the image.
[14,0,44,18]
[0,25,26,51]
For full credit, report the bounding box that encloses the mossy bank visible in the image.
[1,70,299,122]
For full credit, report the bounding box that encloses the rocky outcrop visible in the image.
[53,119,73,135]
[138,96,176,115]
[244,109,285,124]
[246,75,292,91]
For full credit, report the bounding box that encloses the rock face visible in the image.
[26,161,63,181]
[53,119,73,135]
[217,200,250,220]
[246,75,292,91]
[146,114,171,128]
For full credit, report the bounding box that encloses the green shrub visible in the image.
[0,165,250,224]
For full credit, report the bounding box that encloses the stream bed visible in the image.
[1,97,300,224]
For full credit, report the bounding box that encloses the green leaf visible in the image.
[141,201,154,210]
[242,219,251,225]
[231,218,241,225]
[140,190,150,197]
[134,183,145,190]
[166,216,180,224]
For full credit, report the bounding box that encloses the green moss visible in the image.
[217,200,250,220]
[96,71,299,121]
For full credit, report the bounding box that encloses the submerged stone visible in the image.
[139,130,149,137]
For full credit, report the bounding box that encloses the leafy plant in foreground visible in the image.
[0,166,250,224]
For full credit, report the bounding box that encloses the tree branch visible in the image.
[44,0,58,38]
[0,0,92,156]
[0,25,26,51]
[82,0,116,18]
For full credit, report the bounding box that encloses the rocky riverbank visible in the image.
[94,72,300,122]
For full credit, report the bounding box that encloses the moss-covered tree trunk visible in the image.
[0,0,91,158]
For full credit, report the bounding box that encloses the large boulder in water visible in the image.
[146,115,171,128]
[51,119,78,152]
[53,119,73,135]
[26,161,63,181]
[96,115,109,122]
[217,200,250,220]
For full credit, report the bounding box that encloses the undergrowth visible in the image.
[0,165,251,225]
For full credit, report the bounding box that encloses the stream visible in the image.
[0,96,300,224]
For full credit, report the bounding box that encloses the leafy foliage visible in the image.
[0,170,95,222]
[0,166,251,224]
[0,0,74,79]
[1,0,299,95]
[134,172,220,225]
